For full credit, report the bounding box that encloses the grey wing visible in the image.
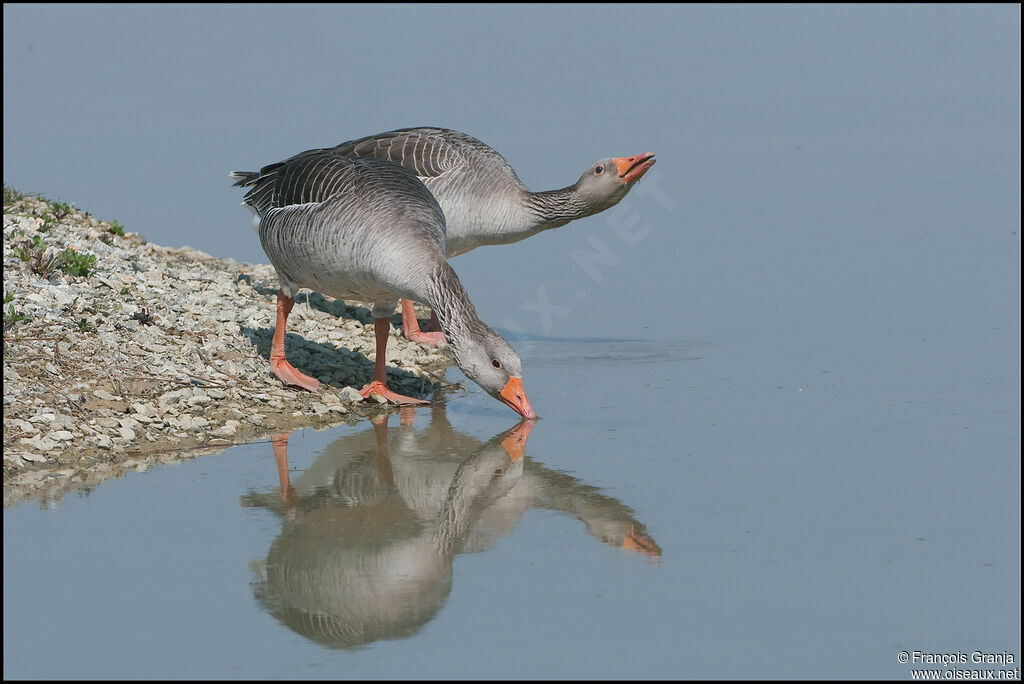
[261,154,447,250]
[330,127,524,188]
[346,157,448,252]
[236,150,358,216]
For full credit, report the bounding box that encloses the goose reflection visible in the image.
[240,403,660,649]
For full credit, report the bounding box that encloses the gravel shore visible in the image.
[2,190,455,508]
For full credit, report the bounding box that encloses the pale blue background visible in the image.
[3,3,1020,679]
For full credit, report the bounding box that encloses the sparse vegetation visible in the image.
[12,235,45,262]
[3,184,25,207]
[107,220,125,236]
[2,291,28,327]
[43,198,74,220]
[4,303,30,327]
[10,230,98,278]
[57,249,97,277]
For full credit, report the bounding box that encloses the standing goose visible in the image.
[231,153,536,419]
[322,127,656,343]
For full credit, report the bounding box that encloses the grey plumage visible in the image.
[312,127,655,257]
[231,150,532,411]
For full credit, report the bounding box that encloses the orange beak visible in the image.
[613,151,656,184]
[498,376,537,419]
[500,419,535,462]
[621,526,662,560]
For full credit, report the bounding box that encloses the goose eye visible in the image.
[491,359,501,369]
[595,165,604,174]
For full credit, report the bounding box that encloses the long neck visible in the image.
[425,262,488,362]
[522,183,595,231]
[432,443,517,555]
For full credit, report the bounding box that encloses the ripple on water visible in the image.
[516,338,706,367]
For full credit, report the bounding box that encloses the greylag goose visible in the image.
[324,127,657,343]
[231,153,536,418]
[241,413,659,646]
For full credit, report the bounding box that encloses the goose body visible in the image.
[326,127,656,257]
[243,154,445,307]
[232,152,535,418]
[244,410,659,647]
[308,127,656,341]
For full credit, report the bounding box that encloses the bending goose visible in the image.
[231,153,536,418]
[241,411,659,647]
[325,127,657,343]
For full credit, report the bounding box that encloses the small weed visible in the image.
[3,184,25,207]
[12,245,31,262]
[77,318,93,333]
[107,221,125,237]
[13,236,97,278]
[4,291,13,304]
[4,304,30,327]
[45,198,73,220]
[56,249,97,278]
[119,287,129,295]
[12,235,45,263]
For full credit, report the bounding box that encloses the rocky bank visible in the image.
[2,189,456,508]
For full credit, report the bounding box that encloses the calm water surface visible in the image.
[3,3,1020,679]
[4,335,1019,679]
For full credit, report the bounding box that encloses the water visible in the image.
[3,4,1020,679]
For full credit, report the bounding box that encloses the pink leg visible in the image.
[359,317,430,405]
[400,298,446,345]
[271,431,297,506]
[270,290,321,392]
[371,414,395,486]
[399,406,417,427]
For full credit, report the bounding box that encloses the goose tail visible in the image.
[229,170,260,187]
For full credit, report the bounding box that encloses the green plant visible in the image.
[12,235,44,262]
[107,221,125,236]
[77,318,93,333]
[4,304,29,327]
[3,184,25,207]
[3,291,13,304]
[45,198,73,220]
[56,249,97,277]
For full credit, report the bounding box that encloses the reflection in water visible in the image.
[240,403,660,649]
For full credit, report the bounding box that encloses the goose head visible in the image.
[573,151,657,213]
[450,325,536,419]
